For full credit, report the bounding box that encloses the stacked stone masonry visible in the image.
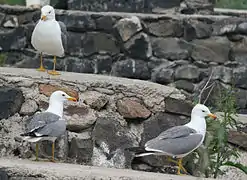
[1,5,247,112]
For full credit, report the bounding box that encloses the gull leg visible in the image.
[48,56,60,75]
[37,53,46,72]
[35,143,39,161]
[167,157,178,164]
[177,158,188,175]
[50,142,56,163]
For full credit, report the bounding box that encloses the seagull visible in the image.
[31,5,68,75]
[126,104,217,175]
[20,90,77,162]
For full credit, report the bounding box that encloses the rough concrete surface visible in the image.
[0,158,214,180]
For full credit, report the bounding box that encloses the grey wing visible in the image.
[27,112,60,132]
[157,126,197,139]
[145,126,203,155]
[35,119,66,137]
[58,21,68,51]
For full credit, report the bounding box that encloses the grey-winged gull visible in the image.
[126,104,217,175]
[20,90,77,162]
[31,5,68,75]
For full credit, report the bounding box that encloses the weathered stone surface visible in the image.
[20,99,38,116]
[141,112,189,145]
[184,20,212,41]
[0,87,24,119]
[164,97,193,116]
[174,80,195,93]
[3,15,18,28]
[39,84,79,100]
[0,158,214,180]
[191,37,231,63]
[228,130,247,151]
[151,65,174,84]
[212,18,242,36]
[237,22,247,35]
[115,16,142,42]
[56,13,96,32]
[0,27,26,51]
[116,98,151,120]
[179,0,214,14]
[146,19,183,37]
[83,32,120,56]
[65,106,97,132]
[95,16,116,32]
[235,88,247,110]
[124,33,152,59]
[92,114,135,168]
[233,67,247,89]
[111,59,150,80]
[229,40,247,65]
[211,66,232,84]
[175,65,200,82]
[65,57,94,73]
[152,38,189,60]
[83,91,108,110]
[68,131,93,163]
[93,54,113,74]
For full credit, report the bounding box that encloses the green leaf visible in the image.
[223,161,247,174]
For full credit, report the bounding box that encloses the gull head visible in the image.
[41,5,55,21]
[192,104,217,119]
[49,90,78,103]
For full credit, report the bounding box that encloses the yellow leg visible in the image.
[48,56,60,75]
[35,143,39,161]
[37,53,46,72]
[177,158,188,175]
[50,142,55,163]
[168,157,178,164]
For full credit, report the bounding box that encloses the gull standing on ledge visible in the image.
[126,104,217,175]
[31,5,68,75]
[20,91,77,162]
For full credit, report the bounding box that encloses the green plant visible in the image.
[216,0,247,9]
[0,53,6,66]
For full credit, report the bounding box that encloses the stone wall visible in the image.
[1,5,247,112]
[0,67,190,174]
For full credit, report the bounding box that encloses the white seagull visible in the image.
[127,104,217,175]
[31,5,68,75]
[21,91,77,162]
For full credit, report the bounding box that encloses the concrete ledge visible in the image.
[0,158,213,180]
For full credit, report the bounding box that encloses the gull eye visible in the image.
[202,110,206,113]
[48,11,51,14]
[62,94,65,97]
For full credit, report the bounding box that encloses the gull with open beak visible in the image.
[126,104,217,175]
[20,91,77,162]
[31,5,68,75]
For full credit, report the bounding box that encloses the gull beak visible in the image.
[208,113,217,119]
[41,15,47,21]
[67,97,78,102]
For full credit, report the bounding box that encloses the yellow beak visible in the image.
[67,97,77,102]
[41,15,47,21]
[208,113,217,119]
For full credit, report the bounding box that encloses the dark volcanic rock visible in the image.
[141,112,189,145]
[95,16,116,33]
[174,80,195,93]
[111,59,150,80]
[175,65,200,82]
[83,32,120,56]
[165,97,193,116]
[0,27,26,51]
[146,19,183,37]
[151,65,174,84]
[152,38,190,60]
[92,114,135,168]
[191,37,231,63]
[124,33,152,59]
[184,20,212,41]
[0,87,24,119]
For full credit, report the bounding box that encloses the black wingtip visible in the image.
[125,146,146,153]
